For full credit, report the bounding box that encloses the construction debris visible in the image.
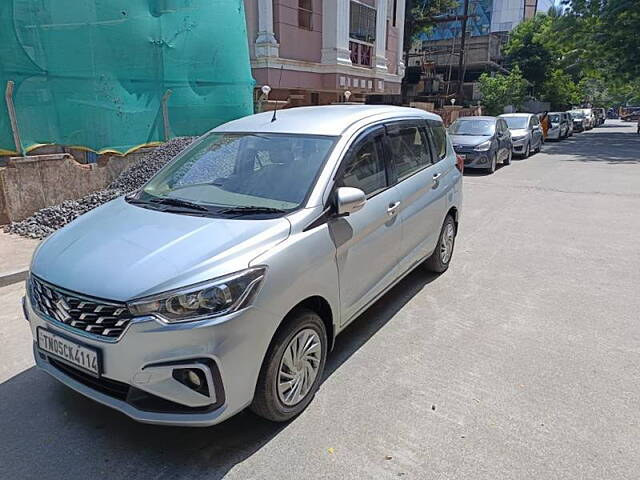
[4,137,195,239]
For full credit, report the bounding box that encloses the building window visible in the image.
[392,0,397,27]
[349,41,373,67]
[349,1,375,67]
[349,1,376,43]
[298,0,313,30]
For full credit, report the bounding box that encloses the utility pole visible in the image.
[456,0,470,103]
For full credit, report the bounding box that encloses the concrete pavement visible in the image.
[0,120,639,479]
[0,232,40,287]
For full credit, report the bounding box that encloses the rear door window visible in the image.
[426,119,447,162]
[386,122,433,181]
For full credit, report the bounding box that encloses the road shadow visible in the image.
[541,129,640,164]
[0,268,440,480]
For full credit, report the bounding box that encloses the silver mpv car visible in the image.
[25,105,463,426]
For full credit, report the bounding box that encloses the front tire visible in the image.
[522,142,530,158]
[251,309,327,422]
[486,152,497,173]
[424,215,456,274]
[503,149,512,165]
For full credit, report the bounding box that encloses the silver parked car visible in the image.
[499,113,544,157]
[546,112,571,140]
[24,105,463,426]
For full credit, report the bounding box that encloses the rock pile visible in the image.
[4,137,195,239]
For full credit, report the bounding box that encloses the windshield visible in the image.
[449,119,495,136]
[502,117,528,129]
[569,111,584,119]
[140,132,336,213]
[549,114,560,123]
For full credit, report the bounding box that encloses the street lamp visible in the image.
[258,85,271,113]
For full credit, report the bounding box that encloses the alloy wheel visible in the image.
[277,328,322,406]
[440,222,455,264]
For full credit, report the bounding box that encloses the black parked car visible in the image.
[449,116,512,174]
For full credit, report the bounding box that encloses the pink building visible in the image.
[244,0,406,106]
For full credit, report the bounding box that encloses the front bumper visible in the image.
[456,150,491,169]
[25,293,278,426]
[511,137,528,153]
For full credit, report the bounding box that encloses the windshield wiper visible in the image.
[218,205,286,215]
[149,197,210,212]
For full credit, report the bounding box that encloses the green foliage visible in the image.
[478,67,528,116]
[541,69,581,108]
[564,0,640,81]
[503,15,556,93]
[504,1,640,109]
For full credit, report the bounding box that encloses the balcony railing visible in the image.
[349,41,373,67]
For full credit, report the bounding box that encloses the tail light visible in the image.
[456,154,464,173]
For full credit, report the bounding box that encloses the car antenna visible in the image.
[271,65,284,122]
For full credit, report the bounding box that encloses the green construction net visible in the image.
[0,0,254,155]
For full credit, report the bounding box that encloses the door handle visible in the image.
[387,201,401,216]
[432,172,442,188]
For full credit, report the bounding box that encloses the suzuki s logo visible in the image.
[54,298,72,323]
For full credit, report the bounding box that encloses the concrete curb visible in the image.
[0,269,28,288]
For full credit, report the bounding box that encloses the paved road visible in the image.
[1,120,639,479]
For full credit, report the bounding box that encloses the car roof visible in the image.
[213,105,441,136]
[499,113,534,118]
[456,116,497,122]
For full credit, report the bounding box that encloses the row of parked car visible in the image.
[448,108,604,173]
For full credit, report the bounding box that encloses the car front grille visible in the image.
[29,275,132,339]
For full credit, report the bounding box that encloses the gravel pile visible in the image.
[4,137,196,239]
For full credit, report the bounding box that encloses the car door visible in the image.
[386,120,448,273]
[332,125,403,324]
[496,119,509,160]
[530,115,542,147]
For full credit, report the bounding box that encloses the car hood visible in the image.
[31,197,291,301]
[509,129,528,137]
[450,135,490,147]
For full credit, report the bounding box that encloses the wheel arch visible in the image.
[275,295,336,351]
[446,206,459,235]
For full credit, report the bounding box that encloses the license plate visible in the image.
[458,154,466,160]
[37,327,101,377]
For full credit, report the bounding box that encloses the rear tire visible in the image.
[424,215,456,274]
[250,309,328,422]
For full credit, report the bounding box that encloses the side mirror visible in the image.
[335,187,366,216]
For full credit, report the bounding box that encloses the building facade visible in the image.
[244,0,406,105]
[408,0,537,106]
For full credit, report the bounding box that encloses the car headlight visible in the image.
[474,140,492,151]
[128,267,267,323]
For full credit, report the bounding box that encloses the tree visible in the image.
[478,67,528,115]
[503,15,556,95]
[563,0,640,81]
[541,69,581,109]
